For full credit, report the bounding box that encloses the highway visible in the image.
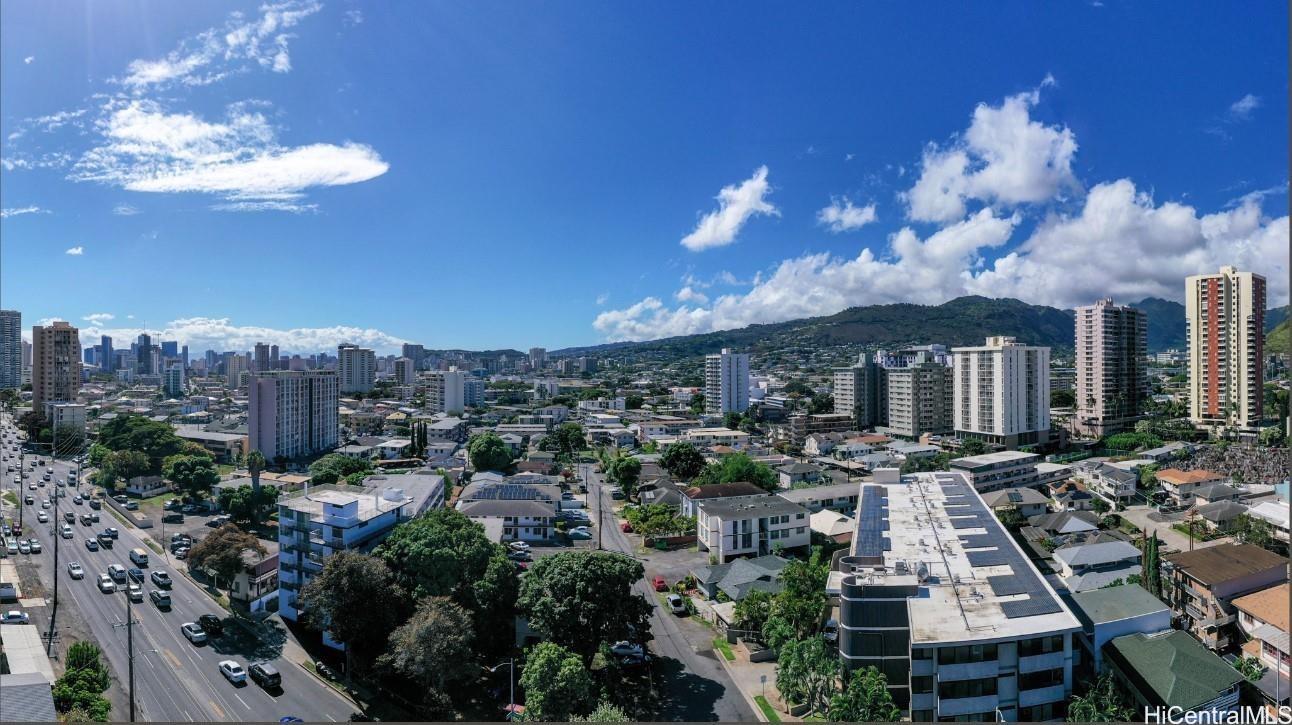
[1,419,353,722]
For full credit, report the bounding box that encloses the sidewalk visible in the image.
[714,638,801,723]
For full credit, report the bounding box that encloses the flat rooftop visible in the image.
[834,471,1080,645]
[950,451,1041,470]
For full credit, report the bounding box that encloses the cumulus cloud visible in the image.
[674,286,709,305]
[119,0,322,89]
[65,246,84,255]
[24,56,34,64]
[77,317,408,355]
[69,98,387,209]
[680,166,778,251]
[817,198,877,233]
[1,206,48,218]
[904,76,1078,223]
[82,313,115,324]
[1228,94,1261,121]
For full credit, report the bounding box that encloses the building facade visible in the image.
[31,321,82,411]
[882,362,955,439]
[425,369,465,414]
[393,357,416,385]
[337,343,376,394]
[1074,299,1149,437]
[834,355,880,428]
[248,371,339,460]
[705,348,750,415]
[0,309,20,390]
[952,337,1051,448]
[1186,266,1266,432]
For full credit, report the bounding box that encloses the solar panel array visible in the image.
[854,486,889,560]
[469,484,550,501]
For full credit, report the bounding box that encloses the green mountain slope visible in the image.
[1267,320,1290,357]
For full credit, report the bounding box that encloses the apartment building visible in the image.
[0,309,20,390]
[162,364,185,398]
[1071,461,1139,506]
[393,357,416,385]
[529,347,546,369]
[1155,468,1226,506]
[1232,583,1290,683]
[788,412,854,446]
[1186,266,1266,432]
[425,369,465,414]
[44,403,87,435]
[831,471,1081,721]
[458,500,556,542]
[248,371,339,460]
[948,451,1042,494]
[833,355,880,428]
[705,348,749,415]
[278,473,445,627]
[776,482,861,513]
[337,344,376,394]
[1164,543,1288,650]
[881,361,955,439]
[696,496,810,562]
[1074,299,1149,437]
[31,321,82,410]
[463,378,485,408]
[952,337,1051,448]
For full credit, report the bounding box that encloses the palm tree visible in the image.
[247,449,266,496]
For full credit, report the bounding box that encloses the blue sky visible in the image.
[1,1,1287,354]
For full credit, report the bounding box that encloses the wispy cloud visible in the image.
[680,166,778,251]
[82,313,115,324]
[344,9,364,25]
[595,292,609,305]
[76,317,409,355]
[112,204,140,216]
[1228,94,1261,121]
[23,56,34,64]
[817,198,877,233]
[1,206,48,218]
[65,246,85,255]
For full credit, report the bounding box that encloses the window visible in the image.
[937,643,998,665]
[797,527,806,534]
[912,647,933,660]
[1018,667,1064,690]
[911,676,934,694]
[1019,635,1064,657]
[938,677,997,699]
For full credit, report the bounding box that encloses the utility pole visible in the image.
[113,587,137,722]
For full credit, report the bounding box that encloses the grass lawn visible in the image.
[713,637,735,661]
[217,464,236,476]
[2,491,16,506]
[753,695,781,723]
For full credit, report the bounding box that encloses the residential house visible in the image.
[1028,510,1099,537]
[696,496,810,562]
[1247,501,1292,543]
[803,432,845,457]
[809,509,854,545]
[777,462,823,488]
[1104,631,1242,717]
[1050,481,1096,511]
[1156,469,1226,506]
[1139,442,1194,462]
[1194,500,1248,534]
[1052,540,1142,593]
[777,482,861,514]
[1165,543,1289,650]
[981,487,1051,518]
[1074,461,1138,506]
[1192,483,1244,506]
[680,481,768,518]
[689,555,790,601]
[1231,583,1291,705]
[229,551,279,606]
[1066,584,1172,677]
[458,499,556,543]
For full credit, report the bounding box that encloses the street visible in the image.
[1,420,354,723]
[583,463,757,722]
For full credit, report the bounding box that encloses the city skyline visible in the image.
[1,2,1288,353]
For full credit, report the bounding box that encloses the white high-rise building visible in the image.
[162,364,186,398]
[1186,266,1267,432]
[705,348,750,415]
[337,344,376,394]
[225,354,248,390]
[833,354,880,428]
[0,309,20,390]
[1074,299,1149,437]
[248,371,339,460]
[952,336,1050,448]
[393,357,416,385]
[426,369,465,414]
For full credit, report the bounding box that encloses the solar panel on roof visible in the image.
[950,515,989,529]
[967,549,1013,567]
[987,574,1032,596]
[958,534,998,549]
[1008,491,1023,503]
[1001,597,1062,618]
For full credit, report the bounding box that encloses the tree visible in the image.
[54,424,87,451]
[776,637,839,715]
[518,551,653,664]
[467,432,513,473]
[96,414,186,472]
[624,394,644,410]
[378,597,476,692]
[1234,655,1265,682]
[217,485,277,525]
[572,702,633,722]
[518,642,595,722]
[53,641,112,722]
[17,410,47,440]
[960,438,987,456]
[996,506,1025,531]
[308,453,372,485]
[164,454,221,500]
[660,442,706,480]
[1051,389,1076,408]
[1067,672,1136,722]
[187,523,266,587]
[1103,431,1162,452]
[104,449,151,482]
[732,589,774,638]
[783,380,814,397]
[808,394,834,415]
[693,452,777,491]
[688,393,706,414]
[723,412,743,430]
[246,449,267,495]
[300,552,407,673]
[1259,426,1286,448]
[1233,514,1275,550]
[829,666,900,722]
[542,422,587,460]
[605,455,642,497]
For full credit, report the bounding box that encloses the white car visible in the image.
[1,610,30,625]
[181,622,208,644]
[127,584,143,602]
[609,641,644,658]
[97,574,116,593]
[27,540,41,554]
[37,512,48,523]
[68,562,85,579]
[666,593,687,615]
[218,660,247,683]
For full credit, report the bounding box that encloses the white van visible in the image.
[129,548,150,567]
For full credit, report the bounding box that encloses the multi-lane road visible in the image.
[1,419,353,722]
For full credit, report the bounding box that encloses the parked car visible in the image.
[1,610,30,625]
[610,641,644,658]
[173,547,190,560]
[567,527,592,540]
[218,660,247,684]
[97,574,115,593]
[666,593,687,615]
[198,614,225,636]
[652,575,668,592]
[181,622,208,644]
[506,550,532,562]
[124,501,139,511]
[507,541,530,552]
[26,539,41,554]
[249,663,282,689]
[821,619,839,643]
[67,562,85,579]
[150,571,172,588]
[113,495,129,504]
[17,540,30,555]
[5,540,16,556]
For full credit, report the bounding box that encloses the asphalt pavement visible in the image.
[584,464,757,722]
[0,420,353,723]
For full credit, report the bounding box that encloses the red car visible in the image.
[652,575,667,592]
[620,522,633,533]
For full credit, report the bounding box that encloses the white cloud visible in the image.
[69,98,388,209]
[344,9,364,25]
[82,313,115,324]
[24,56,34,64]
[817,198,877,233]
[77,317,408,355]
[680,166,779,251]
[1,206,48,218]
[112,204,140,216]
[674,286,709,305]
[119,0,322,89]
[65,246,84,255]
[595,293,609,306]
[596,209,1017,340]
[1228,94,1261,121]
[6,108,88,142]
[904,76,1078,223]
[967,178,1290,309]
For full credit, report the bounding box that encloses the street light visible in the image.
[484,658,516,720]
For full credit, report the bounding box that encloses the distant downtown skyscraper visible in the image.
[136,332,153,374]
[705,348,750,415]
[254,342,272,372]
[1186,265,1266,431]
[529,347,547,369]
[1074,298,1149,438]
[100,335,114,373]
[32,320,82,410]
[0,310,21,390]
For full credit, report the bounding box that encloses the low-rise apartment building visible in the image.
[788,413,855,447]
[680,481,767,517]
[458,500,556,543]
[1165,543,1289,650]
[1072,461,1138,505]
[776,482,861,513]
[696,496,810,562]
[1232,583,1290,683]
[1155,468,1226,506]
[949,451,1042,493]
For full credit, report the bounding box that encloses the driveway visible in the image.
[1119,504,1231,554]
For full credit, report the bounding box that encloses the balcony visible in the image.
[938,660,1002,682]
[938,694,1000,718]
[1018,684,1067,708]
[1018,651,1066,674]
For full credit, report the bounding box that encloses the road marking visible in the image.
[233,692,251,710]
[163,648,183,669]
[209,700,225,719]
[183,709,193,722]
